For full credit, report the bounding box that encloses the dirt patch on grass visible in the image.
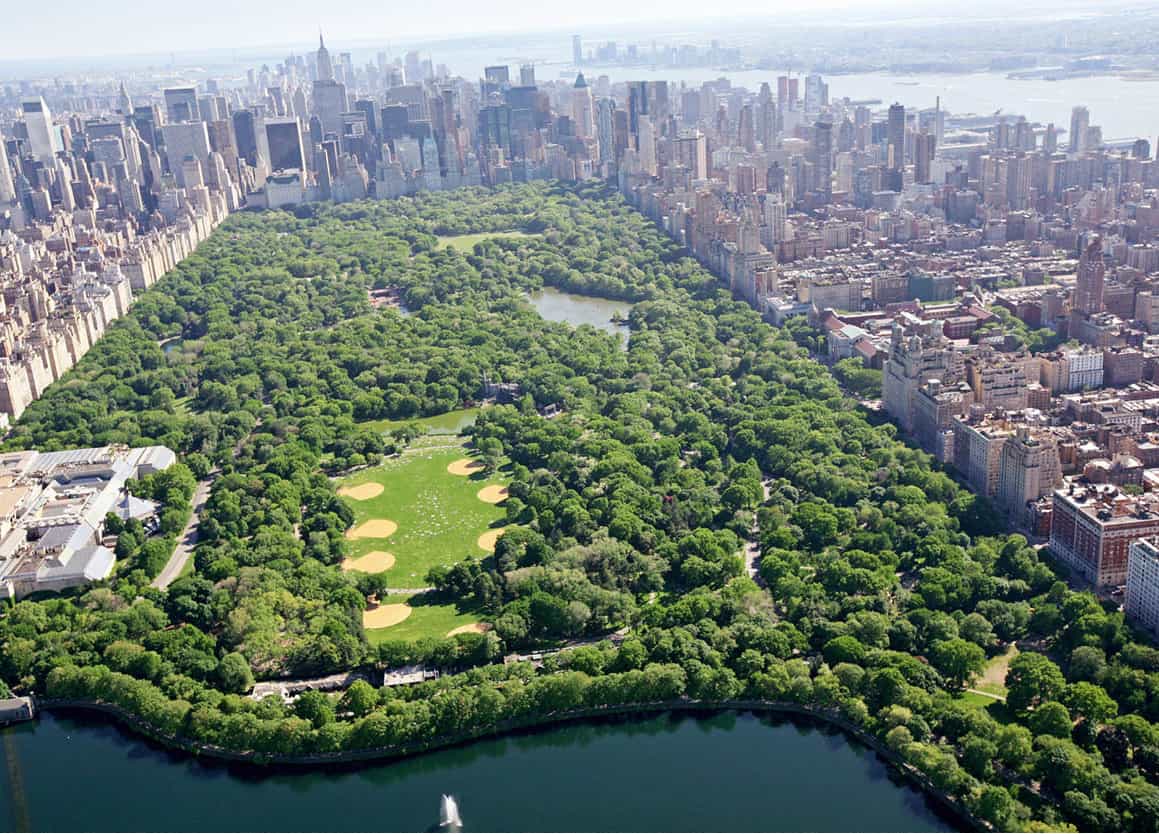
[447,622,491,637]
[345,519,399,539]
[338,482,385,501]
[476,485,509,504]
[342,551,395,573]
[977,643,1019,691]
[447,458,485,476]
[476,528,507,551]
[363,603,412,629]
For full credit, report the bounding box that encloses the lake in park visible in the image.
[527,287,633,346]
[1,710,958,832]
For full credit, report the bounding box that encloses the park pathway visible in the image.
[152,472,216,589]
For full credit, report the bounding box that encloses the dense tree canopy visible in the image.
[3,183,1159,831]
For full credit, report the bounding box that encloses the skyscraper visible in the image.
[813,121,833,198]
[572,35,583,66]
[163,87,199,123]
[1073,237,1105,316]
[261,118,307,172]
[887,102,905,171]
[1069,106,1089,154]
[0,136,16,203]
[914,132,936,185]
[22,97,58,163]
[316,33,334,82]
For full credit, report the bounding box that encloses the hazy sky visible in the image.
[3,0,952,62]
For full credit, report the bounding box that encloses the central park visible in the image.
[4,182,1159,832]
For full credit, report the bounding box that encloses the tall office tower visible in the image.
[55,159,75,211]
[572,35,583,66]
[854,105,871,150]
[207,120,240,175]
[776,76,789,107]
[885,102,905,191]
[232,110,259,166]
[22,97,58,163]
[674,130,707,179]
[484,65,510,88]
[1006,152,1031,210]
[1073,236,1105,316]
[313,79,348,140]
[887,102,905,170]
[736,104,754,152]
[0,137,16,203]
[163,87,199,123]
[117,82,133,115]
[914,131,936,184]
[1044,123,1058,153]
[596,98,616,164]
[813,121,833,198]
[638,116,657,176]
[627,82,648,142]
[519,64,535,86]
[757,82,775,147]
[132,104,162,150]
[261,118,307,172]
[162,121,212,185]
[803,74,827,113]
[1069,106,1089,153]
[316,33,334,81]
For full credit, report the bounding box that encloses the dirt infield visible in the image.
[476,528,506,551]
[345,519,399,539]
[476,485,509,504]
[342,551,395,573]
[446,622,491,637]
[337,483,385,501]
[363,603,412,629]
[446,458,486,476]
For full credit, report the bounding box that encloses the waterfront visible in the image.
[596,67,1159,140]
[1,711,957,832]
[527,286,633,345]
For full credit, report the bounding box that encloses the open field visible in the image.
[362,406,484,436]
[338,442,507,584]
[437,231,540,253]
[974,643,1018,697]
[364,592,484,644]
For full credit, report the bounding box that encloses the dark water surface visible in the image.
[1,710,959,832]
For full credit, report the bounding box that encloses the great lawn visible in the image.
[437,231,540,253]
[337,440,507,586]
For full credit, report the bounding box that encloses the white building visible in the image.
[0,445,175,599]
[1127,537,1159,636]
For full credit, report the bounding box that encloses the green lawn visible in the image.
[974,643,1018,698]
[365,592,484,644]
[362,406,484,436]
[437,231,540,253]
[338,442,506,585]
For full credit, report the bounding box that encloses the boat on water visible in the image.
[439,794,463,829]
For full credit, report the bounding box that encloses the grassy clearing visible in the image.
[337,442,506,584]
[364,592,483,644]
[361,406,484,436]
[975,643,1019,697]
[437,231,540,253]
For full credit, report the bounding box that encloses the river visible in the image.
[527,287,633,347]
[0,711,957,832]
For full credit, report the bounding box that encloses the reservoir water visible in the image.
[527,287,633,347]
[1,711,957,832]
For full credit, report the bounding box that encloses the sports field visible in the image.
[363,592,487,645]
[337,441,507,585]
